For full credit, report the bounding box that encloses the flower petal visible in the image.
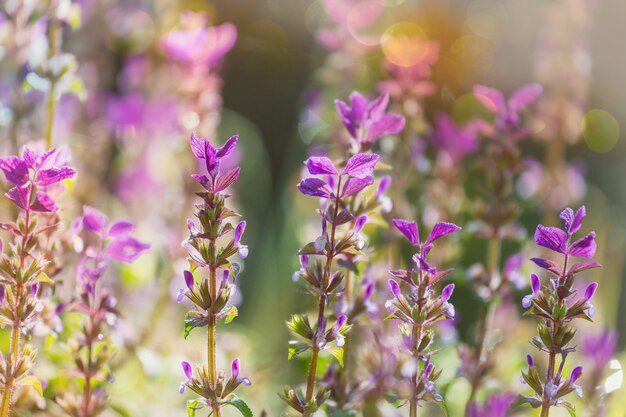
[507,83,543,113]
[82,206,108,233]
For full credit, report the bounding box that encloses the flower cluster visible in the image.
[55,206,148,417]
[520,206,599,416]
[178,134,251,417]
[386,218,460,414]
[0,145,76,417]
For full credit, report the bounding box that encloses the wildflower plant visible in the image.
[282,152,380,416]
[0,145,76,417]
[462,83,543,413]
[178,134,252,417]
[54,206,148,417]
[386,218,460,416]
[519,206,600,416]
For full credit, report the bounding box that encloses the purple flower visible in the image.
[230,358,251,386]
[161,12,237,68]
[297,153,379,198]
[179,361,193,394]
[522,274,541,308]
[335,91,405,146]
[473,83,542,130]
[333,315,347,347]
[526,354,534,368]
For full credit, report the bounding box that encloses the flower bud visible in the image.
[181,361,193,380]
[376,176,391,197]
[584,282,598,302]
[234,221,246,244]
[354,215,368,234]
[388,279,401,297]
[231,358,240,379]
[441,284,455,302]
[530,274,541,294]
[184,270,194,290]
[570,366,583,383]
[526,354,534,367]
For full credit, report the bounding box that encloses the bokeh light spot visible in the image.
[582,109,620,153]
[381,22,431,67]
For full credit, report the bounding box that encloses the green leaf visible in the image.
[110,403,133,417]
[327,346,344,367]
[19,375,43,396]
[288,341,309,360]
[184,311,208,339]
[186,399,200,417]
[224,306,238,324]
[510,394,542,409]
[224,396,253,417]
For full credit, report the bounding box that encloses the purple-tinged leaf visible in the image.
[31,191,57,212]
[365,114,406,143]
[341,176,374,197]
[108,221,134,237]
[190,133,207,159]
[568,232,596,259]
[341,153,379,178]
[5,186,30,211]
[530,257,561,276]
[0,156,30,186]
[297,178,332,198]
[215,167,240,192]
[191,174,210,189]
[392,219,420,245]
[36,166,76,186]
[216,135,238,158]
[534,225,567,254]
[425,222,461,245]
[389,269,409,281]
[568,261,602,275]
[305,156,338,176]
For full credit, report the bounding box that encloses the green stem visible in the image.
[208,266,220,417]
